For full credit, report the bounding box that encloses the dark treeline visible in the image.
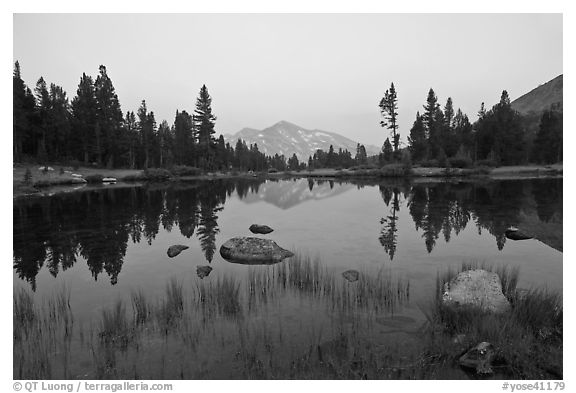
[378,83,562,167]
[13,62,300,171]
[14,178,561,289]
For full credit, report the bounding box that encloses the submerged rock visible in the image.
[505,227,532,241]
[342,270,359,282]
[458,342,495,374]
[249,224,274,234]
[442,269,511,313]
[196,265,213,279]
[219,237,293,264]
[167,245,189,258]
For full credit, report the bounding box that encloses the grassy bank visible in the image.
[13,162,563,198]
[14,253,561,379]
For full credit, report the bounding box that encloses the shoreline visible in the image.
[13,163,563,199]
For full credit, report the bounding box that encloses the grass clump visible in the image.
[98,300,132,348]
[14,288,36,340]
[131,289,151,324]
[156,278,184,331]
[195,275,241,317]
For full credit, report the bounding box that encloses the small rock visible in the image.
[342,270,359,282]
[167,245,189,258]
[196,265,213,279]
[219,237,293,264]
[505,228,532,241]
[442,269,511,313]
[249,224,274,234]
[458,342,495,374]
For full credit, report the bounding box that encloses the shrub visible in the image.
[475,159,498,167]
[85,174,104,184]
[448,157,473,168]
[170,165,202,177]
[379,163,412,177]
[143,168,171,181]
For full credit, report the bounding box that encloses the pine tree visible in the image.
[13,62,36,162]
[408,112,427,162]
[379,83,399,156]
[382,138,393,162]
[157,120,172,167]
[71,73,98,163]
[34,77,51,161]
[137,100,151,168]
[444,97,454,127]
[94,65,123,168]
[193,85,217,170]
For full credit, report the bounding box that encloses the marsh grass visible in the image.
[13,286,74,379]
[15,254,562,380]
[156,278,184,330]
[131,289,150,324]
[195,275,242,317]
[99,300,133,348]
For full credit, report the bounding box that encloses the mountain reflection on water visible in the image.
[13,177,562,290]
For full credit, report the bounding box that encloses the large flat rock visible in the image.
[219,237,294,264]
[442,269,511,313]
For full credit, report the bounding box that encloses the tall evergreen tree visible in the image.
[34,77,51,161]
[193,85,217,170]
[379,83,399,155]
[13,61,36,161]
[71,73,98,163]
[423,88,442,159]
[94,65,123,168]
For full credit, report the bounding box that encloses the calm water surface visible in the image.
[13,177,563,378]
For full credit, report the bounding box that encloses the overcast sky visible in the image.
[13,13,562,148]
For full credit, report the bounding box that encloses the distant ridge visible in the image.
[224,120,380,161]
[511,74,563,115]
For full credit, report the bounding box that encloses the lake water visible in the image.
[13,176,563,378]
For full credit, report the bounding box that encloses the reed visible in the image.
[131,289,151,324]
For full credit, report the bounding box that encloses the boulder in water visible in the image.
[167,245,189,258]
[458,342,495,374]
[342,270,359,282]
[249,224,274,234]
[196,265,213,279]
[442,269,511,313]
[219,237,293,264]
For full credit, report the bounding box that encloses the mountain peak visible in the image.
[272,120,299,128]
[225,121,380,160]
